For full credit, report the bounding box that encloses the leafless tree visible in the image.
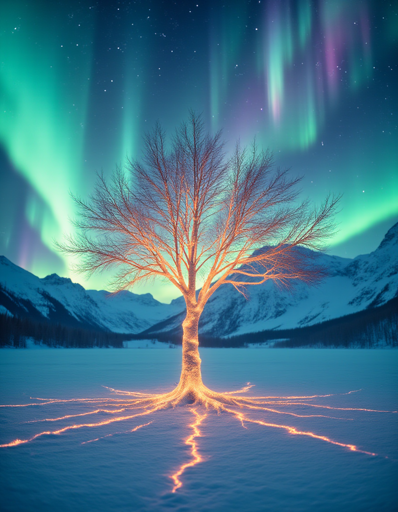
[59,112,339,400]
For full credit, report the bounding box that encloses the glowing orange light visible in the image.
[224,408,377,456]
[170,409,207,493]
[25,407,130,423]
[81,422,152,445]
[43,113,353,493]
[1,384,393,490]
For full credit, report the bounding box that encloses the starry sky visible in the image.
[0,0,397,302]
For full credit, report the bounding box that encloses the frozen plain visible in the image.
[0,348,397,512]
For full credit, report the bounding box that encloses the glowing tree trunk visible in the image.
[59,113,340,406]
[178,305,203,396]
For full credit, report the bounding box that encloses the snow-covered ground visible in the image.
[0,349,397,511]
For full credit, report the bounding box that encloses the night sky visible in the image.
[0,0,397,302]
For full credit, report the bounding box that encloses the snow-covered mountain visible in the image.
[0,257,183,333]
[146,222,398,337]
[1,222,397,338]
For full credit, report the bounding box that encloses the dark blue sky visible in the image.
[0,0,397,301]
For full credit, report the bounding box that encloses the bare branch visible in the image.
[58,112,339,305]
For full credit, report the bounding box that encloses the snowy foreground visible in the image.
[0,349,397,512]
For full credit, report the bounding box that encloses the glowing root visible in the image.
[170,409,207,493]
[24,407,132,423]
[0,409,156,448]
[81,421,152,445]
[1,382,394,491]
[225,408,377,456]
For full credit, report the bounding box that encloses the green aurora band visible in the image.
[0,0,396,301]
[0,1,93,277]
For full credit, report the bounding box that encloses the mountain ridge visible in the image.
[0,256,182,333]
[144,221,398,338]
[0,222,397,339]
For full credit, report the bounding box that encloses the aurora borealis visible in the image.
[0,0,397,302]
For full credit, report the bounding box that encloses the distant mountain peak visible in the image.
[0,220,397,338]
[0,255,183,334]
[378,222,398,250]
[0,255,14,266]
[41,274,73,286]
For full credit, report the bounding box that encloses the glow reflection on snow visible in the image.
[171,409,207,493]
[1,385,394,492]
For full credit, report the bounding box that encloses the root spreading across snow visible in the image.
[1,383,394,492]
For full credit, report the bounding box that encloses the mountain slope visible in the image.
[1,222,397,339]
[0,257,182,333]
[144,222,398,338]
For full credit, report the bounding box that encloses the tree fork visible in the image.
[58,112,339,401]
